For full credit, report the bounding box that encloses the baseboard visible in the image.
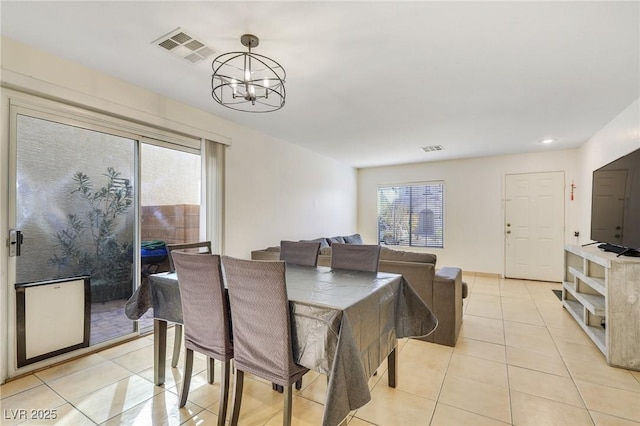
[460,271,501,278]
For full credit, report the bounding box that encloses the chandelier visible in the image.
[211,34,286,113]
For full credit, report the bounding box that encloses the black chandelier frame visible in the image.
[211,34,286,113]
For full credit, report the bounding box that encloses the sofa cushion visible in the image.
[380,247,437,264]
[328,236,346,245]
[265,246,281,252]
[341,233,363,244]
[302,237,330,248]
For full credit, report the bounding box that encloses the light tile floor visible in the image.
[2,273,640,425]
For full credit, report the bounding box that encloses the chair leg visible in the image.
[207,357,215,384]
[283,384,293,426]
[179,349,194,408]
[217,360,231,426]
[295,378,302,390]
[230,370,244,426]
[172,324,183,368]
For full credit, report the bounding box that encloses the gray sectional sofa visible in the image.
[251,235,467,347]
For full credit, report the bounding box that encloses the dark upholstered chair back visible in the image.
[330,243,382,273]
[167,241,212,272]
[280,240,321,267]
[162,241,213,374]
[222,256,308,387]
[172,251,233,422]
[172,251,232,361]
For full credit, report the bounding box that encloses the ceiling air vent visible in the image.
[421,145,445,152]
[153,28,215,64]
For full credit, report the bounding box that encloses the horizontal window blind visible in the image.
[377,182,444,248]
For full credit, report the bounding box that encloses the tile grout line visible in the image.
[500,276,515,426]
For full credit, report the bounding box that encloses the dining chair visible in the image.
[331,243,385,377]
[276,240,320,392]
[280,240,321,267]
[171,251,232,426]
[166,241,212,368]
[167,241,213,271]
[330,243,382,273]
[222,256,309,426]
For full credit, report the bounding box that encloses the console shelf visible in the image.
[563,284,605,316]
[563,245,640,371]
[562,299,606,354]
[566,266,605,295]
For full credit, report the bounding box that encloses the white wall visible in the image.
[358,98,640,275]
[0,37,356,381]
[577,99,640,243]
[224,125,357,257]
[358,150,580,275]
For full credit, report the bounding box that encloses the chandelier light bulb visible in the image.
[231,78,238,96]
[263,78,270,98]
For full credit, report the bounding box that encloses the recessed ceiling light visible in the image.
[541,139,554,144]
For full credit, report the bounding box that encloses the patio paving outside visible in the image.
[90,299,154,345]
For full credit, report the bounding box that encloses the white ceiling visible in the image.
[2,1,639,168]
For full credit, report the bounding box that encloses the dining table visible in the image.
[126,263,437,426]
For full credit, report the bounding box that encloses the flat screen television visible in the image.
[590,147,640,256]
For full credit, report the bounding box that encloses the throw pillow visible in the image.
[342,233,363,244]
[328,236,346,245]
[302,237,330,248]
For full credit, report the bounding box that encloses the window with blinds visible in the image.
[377,182,444,248]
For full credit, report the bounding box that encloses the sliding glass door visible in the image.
[7,96,213,375]
[137,142,202,331]
[15,113,137,345]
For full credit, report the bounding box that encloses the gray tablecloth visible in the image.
[126,264,437,426]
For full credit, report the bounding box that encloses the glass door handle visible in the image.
[9,229,23,257]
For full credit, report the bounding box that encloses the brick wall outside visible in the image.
[140,204,201,273]
[141,204,201,244]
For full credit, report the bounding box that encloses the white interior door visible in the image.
[505,172,565,281]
